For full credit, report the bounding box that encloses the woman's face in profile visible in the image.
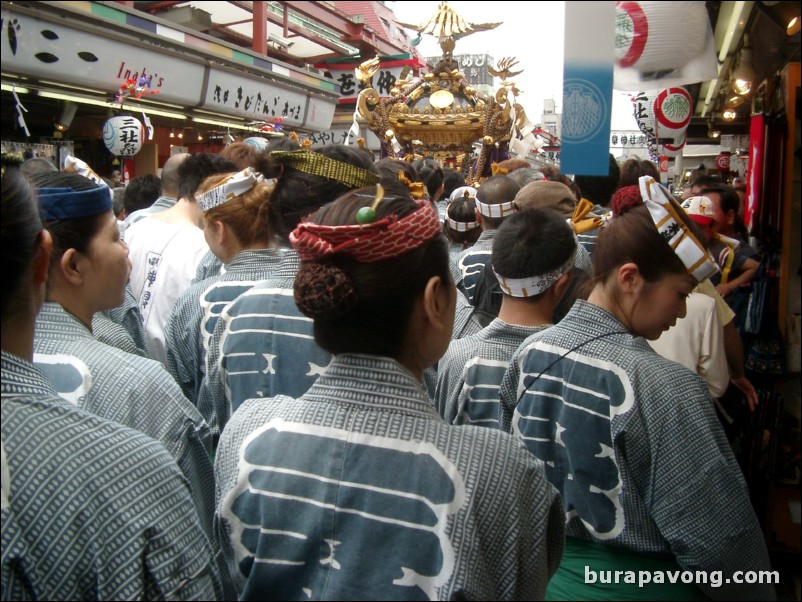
[630,271,695,340]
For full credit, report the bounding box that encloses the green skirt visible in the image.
[546,538,709,601]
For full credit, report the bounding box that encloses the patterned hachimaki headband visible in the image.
[269,150,380,189]
[446,187,480,231]
[639,175,719,282]
[446,217,480,232]
[493,253,575,298]
[37,186,112,221]
[197,168,265,212]
[290,198,441,263]
[474,196,517,219]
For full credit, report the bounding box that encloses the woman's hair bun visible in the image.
[611,185,643,216]
[294,262,357,319]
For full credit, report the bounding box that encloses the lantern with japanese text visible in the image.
[632,90,658,146]
[103,116,143,157]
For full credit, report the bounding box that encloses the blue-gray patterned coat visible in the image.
[215,354,564,600]
[455,229,496,303]
[434,319,548,427]
[32,303,219,557]
[199,252,332,439]
[98,283,148,356]
[498,300,774,600]
[165,248,284,405]
[1,351,219,600]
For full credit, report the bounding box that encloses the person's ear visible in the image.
[214,220,227,245]
[551,268,573,303]
[421,275,453,333]
[725,209,736,225]
[32,230,53,288]
[617,262,643,296]
[59,247,85,287]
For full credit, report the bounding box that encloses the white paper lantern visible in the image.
[632,90,658,145]
[103,116,143,157]
[653,87,692,140]
[660,131,686,157]
[615,1,708,73]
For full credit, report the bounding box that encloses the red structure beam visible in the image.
[253,0,267,55]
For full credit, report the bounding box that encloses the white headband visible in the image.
[474,197,517,218]
[448,186,478,202]
[493,254,574,298]
[197,168,266,212]
[446,218,480,232]
[639,176,719,282]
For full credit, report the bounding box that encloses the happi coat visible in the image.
[166,248,284,405]
[199,251,331,440]
[32,303,216,540]
[98,283,148,356]
[125,216,208,364]
[215,354,565,601]
[498,300,774,600]
[455,229,497,303]
[434,320,548,427]
[1,351,220,601]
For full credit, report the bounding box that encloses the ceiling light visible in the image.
[193,116,245,128]
[718,1,750,63]
[36,90,186,120]
[1,83,30,94]
[727,95,745,107]
[723,110,737,120]
[54,101,78,132]
[732,46,755,95]
[788,15,801,36]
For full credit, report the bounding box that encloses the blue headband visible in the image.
[37,186,112,221]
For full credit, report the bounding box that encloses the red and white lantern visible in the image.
[716,152,731,174]
[660,130,687,157]
[615,1,709,73]
[653,87,692,141]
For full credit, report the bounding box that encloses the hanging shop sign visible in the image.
[201,67,335,131]
[315,58,423,104]
[305,96,337,131]
[0,9,205,106]
[455,54,496,87]
[305,127,381,149]
[632,90,658,145]
[610,131,650,147]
